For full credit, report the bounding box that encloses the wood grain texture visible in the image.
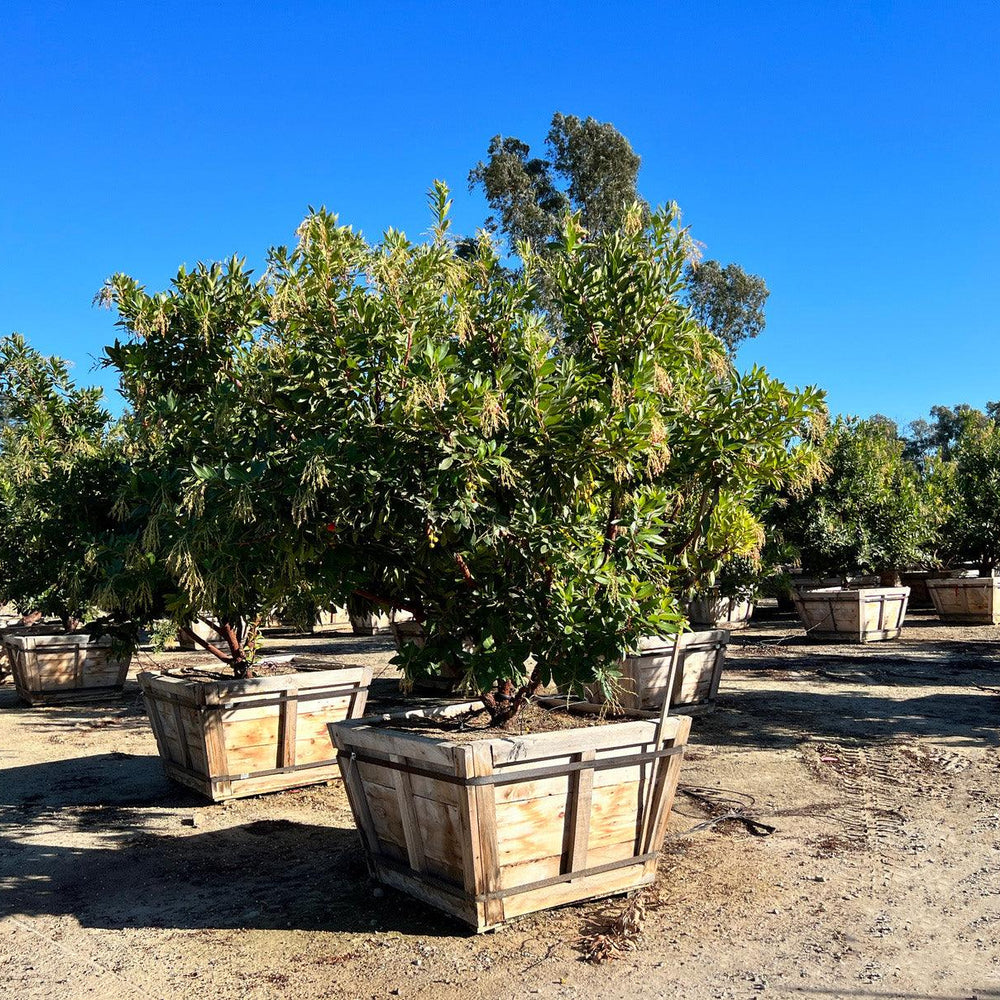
[927,576,1000,624]
[5,634,130,705]
[793,586,910,642]
[333,712,689,931]
[141,662,371,802]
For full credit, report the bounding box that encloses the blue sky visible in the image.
[2,1,997,428]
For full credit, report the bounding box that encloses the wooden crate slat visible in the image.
[472,742,504,927]
[565,749,595,872]
[500,838,640,891]
[140,663,370,802]
[391,753,428,873]
[333,711,689,932]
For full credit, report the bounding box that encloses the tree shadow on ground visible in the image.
[0,751,467,936]
[0,815,465,936]
[257,630,397,657]
[0,751,190,815]
[691,685,1000,751]
[0,683,154,736]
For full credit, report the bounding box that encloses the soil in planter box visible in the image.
[371,700,624,742]
[148,655,357,683]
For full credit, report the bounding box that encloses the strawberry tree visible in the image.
[266,187,823,723]
[97,259,306,677]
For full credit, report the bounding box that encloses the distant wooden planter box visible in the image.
[177,620,226,651]
[139,658,373,802]
[389,620,466,692]
[927,577,1000,624]
[330,704,690,932]
[317,606,352,627]
[389,619,426,647]
[0,624,29,683]
[5,633,131,706]
[587,630,729,716]
[350,609,415,636]
[899,571,935,609]
[0,621,65,683]
[792,587,910,642]
[688,594,754,629]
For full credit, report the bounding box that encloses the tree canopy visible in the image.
[469,112,770,353]
[0,334,121,628]
[266,186,822,720]
[684,260,769,354]
[774,418,931,581]
[0,184,823,724]
[469,113,644,254]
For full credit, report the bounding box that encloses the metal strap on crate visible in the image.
[169,756,340,784]
[206,682,370,712]
[368,848,658,903]
[339,743,683,788]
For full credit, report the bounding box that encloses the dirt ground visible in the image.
[2,609,999,1000]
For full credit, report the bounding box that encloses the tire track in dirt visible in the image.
[2,916,154,1000]
[809,744,907,896]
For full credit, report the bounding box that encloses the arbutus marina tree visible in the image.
[97,259,312,678]
[267,185,823,725]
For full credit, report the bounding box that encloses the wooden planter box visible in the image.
[350,609,414,636]
[389,620,466,692]
[0,621,65,682]
[688,593,754,629]
[5,633,131,706]
[792,586,910,642]
[139,658,373,801]
[177,619,226,650]
[927,576,1000,624]
[330,704,691,932]
[317,606,352,627]
[586,630,729,715]
[389,619,426,647]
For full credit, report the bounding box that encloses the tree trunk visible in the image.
[481,667,542,727]
[879,568,901,587]
[218,621,250,679]
[178,617,255,679]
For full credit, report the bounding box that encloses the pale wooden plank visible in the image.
[391,753,427,873]
[454,745,484,927]
[495,781,643,865]
[327,722,458,767]
[330,725,383,858]
[566,749,595,872]
[500,863,655,923]
[279,686,298,769]
[472,742,504,927]
[227,763,342,799]
[486,719,666,765]
[356,761,462,807]
[500,839,640,890]
[374,864,478,928]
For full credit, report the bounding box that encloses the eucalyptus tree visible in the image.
[470,113,645,254]
[470,112,769,353]
[268,185,822,724]
[683,260,769,354]
[904,403,991,465]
